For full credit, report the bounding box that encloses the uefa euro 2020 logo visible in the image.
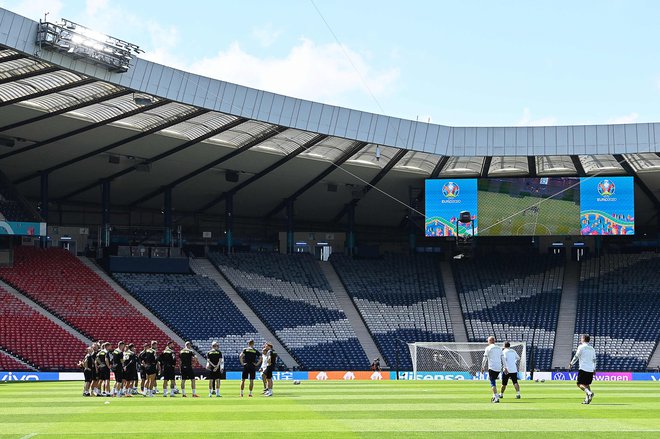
[442,181,460,198]
[597,179,615,197]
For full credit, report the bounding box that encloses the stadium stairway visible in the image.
[188,257,299,368]
[0,280,92,346]
[317,261,387,367]
[551,259,580,368]
[78,256,206,365]
[439,261,469,343]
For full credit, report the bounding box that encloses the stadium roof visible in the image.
[1,8,659,229]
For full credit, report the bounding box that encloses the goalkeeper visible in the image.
[480,336,504,403]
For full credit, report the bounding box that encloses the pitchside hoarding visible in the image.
[2,370,659,381]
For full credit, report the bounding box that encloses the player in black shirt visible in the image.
[96,342,112,396]
[137,342,148,393]
[142,341,158,397]
[158,341,177,397]
[239,339,260,398]
[206,341,224,397]
[179,341,198,398]
[79,346,94,396]
[111,341,125,397]
[90,343,100,396]
[122,343,137,397]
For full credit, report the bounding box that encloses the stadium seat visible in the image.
[574,253,660,371]
[0,247,172,358]
[452,253,563,370]
[208,252,370,370]
[113,272,263,371]
[0,289,88,370]
[331,254,454,370]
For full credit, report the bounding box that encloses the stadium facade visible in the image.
[0,7,659,376]
[0,7,659,254]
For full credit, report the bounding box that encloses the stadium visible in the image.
[0,5,659,438]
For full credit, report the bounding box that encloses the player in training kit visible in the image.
[137,342,148,393]
[96,342,112,396]
[142,341,158,397]
[90,342,100,396]
[499,341,521,399]
[79,346,94,396]
[480,336,504,403]
[260,344,269,394]
[568,334,597,404]
[262,343,277,397]
[111,341,125,397]
[158,341,177,397]
[122,343,137,397]
[206,341,224,397]
[180,341,198,398]
[239,339,260,397]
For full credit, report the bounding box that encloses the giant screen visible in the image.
[425,176,634,237]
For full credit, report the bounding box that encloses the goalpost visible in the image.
[407,342,526,379]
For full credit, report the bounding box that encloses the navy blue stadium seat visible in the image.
[452,253,563,370]
[331,254,454,370]
[208,252,370,370]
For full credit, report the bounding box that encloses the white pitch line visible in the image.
[19,434,38,439]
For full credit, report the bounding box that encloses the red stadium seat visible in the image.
[0,247,173,366]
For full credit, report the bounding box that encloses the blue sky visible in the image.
[2,0,660,127]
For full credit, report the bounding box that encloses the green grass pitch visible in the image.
[478,190,580,236]
[1,381,659,438]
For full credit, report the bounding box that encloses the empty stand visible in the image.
[0,186,36,222]
[331,254,453,370]
[0,288,87,370]
[452,253,563,370]
[209,252,369,370]
[0,349,33,371]
[0,247,172,351]
[575,253,660,371]
[114,272,264,371]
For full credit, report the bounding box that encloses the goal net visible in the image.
[407,342,526,379]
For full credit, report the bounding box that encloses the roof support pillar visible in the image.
[39,172,48,248]
[101,180,111,248]
[347,202,356,257]
[163,187,173,247]
[286,198,295,254]
[225,192,234,255]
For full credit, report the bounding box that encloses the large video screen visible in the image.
[478,177,580,236]
[580,177,635,235]
[425,179,478,237]
[425,176,634,237]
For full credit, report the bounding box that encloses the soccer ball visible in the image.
[541,379,545,383]
[293,380,301,385]
[534,379,539,382]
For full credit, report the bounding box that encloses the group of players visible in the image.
[79,338,277,398]
[481,334,597,404]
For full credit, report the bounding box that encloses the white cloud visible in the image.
[186,38,399,104]
[516,107,558,127]
[85,0,108,17]
[607,112,639,124]
[251,23,281,48]
[4,0,62,21]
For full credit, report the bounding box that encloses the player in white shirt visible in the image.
[260,344,269,394]
[568,334,597,404]
[480,336,504,403]
[499,341,521,399]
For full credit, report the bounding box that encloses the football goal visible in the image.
[407,341,526,379]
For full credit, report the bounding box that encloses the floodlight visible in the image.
[36,18,143,73]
